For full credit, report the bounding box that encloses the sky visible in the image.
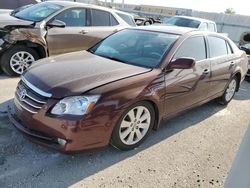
[112,0,249,16]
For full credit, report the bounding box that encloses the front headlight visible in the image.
[51,95,100,116]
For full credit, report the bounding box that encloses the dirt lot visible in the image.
[0,74,249,188]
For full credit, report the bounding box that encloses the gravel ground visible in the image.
[0,73,249,188]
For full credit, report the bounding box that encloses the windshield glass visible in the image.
[89,29,179,68]
[13,3,62,22]
[164,17,201,28]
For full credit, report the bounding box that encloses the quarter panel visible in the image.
[209,55,238,95]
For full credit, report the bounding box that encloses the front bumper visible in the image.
[8,106,64,150]
[0,38,11,54]
[0,38,5,52]
[8,100,120,153]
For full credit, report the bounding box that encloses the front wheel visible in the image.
[218,77,238,105]
[0,45,39,76]
[111,101,155,150]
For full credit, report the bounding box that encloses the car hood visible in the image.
[23,51,152,98]
[0,13,34,28]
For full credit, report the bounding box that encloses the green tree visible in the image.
[225,8,236,15]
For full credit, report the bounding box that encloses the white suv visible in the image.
[163,16,217,32]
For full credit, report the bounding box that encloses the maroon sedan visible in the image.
[8,26,248,153]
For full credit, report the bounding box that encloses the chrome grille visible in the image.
[15,79,49,114]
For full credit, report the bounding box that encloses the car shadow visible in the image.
[0,72,17,81]
[0,100,10,114]
[234,81,250,101]
[0,97,231,187]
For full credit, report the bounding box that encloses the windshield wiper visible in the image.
[87,49,94,54]
[106,56,128,64]
[96,54,128,64]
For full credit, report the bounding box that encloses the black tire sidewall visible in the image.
[0,45,39,76]
[111,101,155,150]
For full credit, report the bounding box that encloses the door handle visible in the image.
[203,69,210,75]
[79,30,88,35]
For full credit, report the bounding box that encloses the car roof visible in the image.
[46,1,126,14]
[133,25,198,35]
[129,25,228,40]
[113,9,133,17]
[173,16,215,23]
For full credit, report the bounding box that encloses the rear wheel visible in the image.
[218,77,238,105]
[111,101,155,150]
[144,21,152,25]
[0,45,39,76]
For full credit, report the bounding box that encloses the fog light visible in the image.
[57,138,67,146]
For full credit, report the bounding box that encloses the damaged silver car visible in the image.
[0,1,131,76]
[239,32,250,82]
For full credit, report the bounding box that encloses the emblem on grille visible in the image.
[19,88,27,101]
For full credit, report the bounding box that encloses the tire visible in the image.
[0,45,39,76]
[144,21,152,25]
[218,76,238,105]
[111,101,155,150]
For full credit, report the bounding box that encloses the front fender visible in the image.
[2,26,48,56]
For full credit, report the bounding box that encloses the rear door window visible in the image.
[199,22,208,31]
[226,42,233,54]
[208,36,228,57]
[110,14,119,26]
[174,36,207,61]
[91,9,111,26]
[117,13,136,26]
[208,23,216,32]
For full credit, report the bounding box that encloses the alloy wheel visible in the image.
[119,106,151,145]
[10,51,35,74]
[225,79,237,102]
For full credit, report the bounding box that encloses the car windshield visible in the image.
[10,4,34,16]
[89,29,179,68]
[164,17,201,28]
[12,2,62,22]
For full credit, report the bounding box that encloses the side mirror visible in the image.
[47,19,66,28]
[167,57,195,70]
